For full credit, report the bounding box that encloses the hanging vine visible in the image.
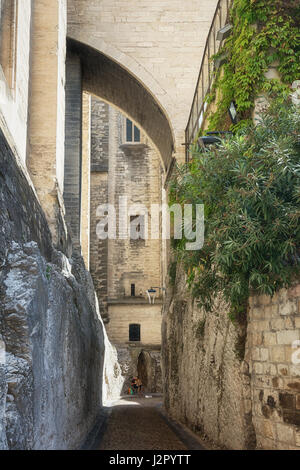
[206,0,300,132]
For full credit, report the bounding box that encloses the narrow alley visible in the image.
[93,397,205,451]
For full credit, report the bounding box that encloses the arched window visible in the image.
[0,0,16,88]
[129,324,141,342]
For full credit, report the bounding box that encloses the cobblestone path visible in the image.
[97,396,192,450]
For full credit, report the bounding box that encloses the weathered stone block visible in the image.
[264,363,277,376]
[264,304,278,318]
[279,300,297,316]
[263,331,277,346]
[253,362,264,375]
[252,307,264,320]
[255,418,275,439]
[277,330,299,345]
[276,422,295,444]
[271,346,286,363]
[271,318,285,330]
[260,348,269,362]
[279,392,295,410]
[285,379,300,392]
[289,366,300,378]
[283,409,300,426]
[277,364,289,376]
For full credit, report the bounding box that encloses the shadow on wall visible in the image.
[66,38,175,172]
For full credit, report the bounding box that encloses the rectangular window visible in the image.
[125,117,140,143]
[134,125,140,142]
[129,324,140,342]
[131,283,135,297]
[126,118,133,142]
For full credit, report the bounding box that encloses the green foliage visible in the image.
[169,100,300,316]
[46,265,52,280]
[207,0,300,131]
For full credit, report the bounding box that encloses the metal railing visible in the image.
[185,0,232,161]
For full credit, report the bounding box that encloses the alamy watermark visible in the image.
[96,197,204,251]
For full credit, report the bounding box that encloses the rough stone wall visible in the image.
[246,287,300,449]
[163,264,300,449]
[162,266,256,450]
[0,126,116,449]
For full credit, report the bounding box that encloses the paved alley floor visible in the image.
[95,395,205,451]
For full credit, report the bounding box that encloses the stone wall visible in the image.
[163,264,300,449]
[67,0,219,163]
[162,266,256,450]
[115,345,162,396]
[107,303,162,346]
[90,98,110,322]
[0,126,117,449]
[63,52,82,244]
[27,0,67,243]
[246,287,300,449]
[0,0,31,164]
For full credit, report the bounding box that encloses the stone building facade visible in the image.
[89,97,163,393]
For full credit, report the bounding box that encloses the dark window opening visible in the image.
[134,125,140,142]
[131,283,135,297]
[126,118,133,142]
[126,118,140,143]
[129,324,140,342]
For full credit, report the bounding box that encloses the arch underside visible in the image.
[67,38,174,171]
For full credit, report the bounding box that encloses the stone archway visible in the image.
[67,38,174,171]
[64,39,176,244]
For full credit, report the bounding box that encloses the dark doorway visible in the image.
[137,351,150,390]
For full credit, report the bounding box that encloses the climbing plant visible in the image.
[169,99,300,318]
[206,0,300,132]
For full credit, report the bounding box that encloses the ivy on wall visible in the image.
[206,0,300,132]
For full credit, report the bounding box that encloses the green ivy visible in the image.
[206,0,300,132]
[169,99,300,317]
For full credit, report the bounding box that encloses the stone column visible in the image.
[80,92,91,269]
[27,0,67,246]
[64,52,82,246]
